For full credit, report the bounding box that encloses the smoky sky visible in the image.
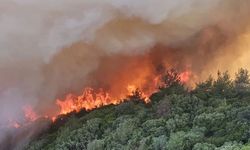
[1,0,250,149]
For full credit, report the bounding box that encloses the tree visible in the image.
[165,113,190,132]
[151,135,168,150]
[235,69,250,85]
[213,71,234,98]
[194,76,213,100]
[215,141,242,150]
[159,69,186,95]
[154,96,171,118]
[142,118,167,137]
[193,143,216,150]
[235,68,250,95]
[193,112,225,136]
[87,139,105,150]
[166,128,205,150]
[27,69,250,150]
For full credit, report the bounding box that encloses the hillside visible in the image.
[26,69,250,150]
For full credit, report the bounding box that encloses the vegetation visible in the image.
[26,69,250,150]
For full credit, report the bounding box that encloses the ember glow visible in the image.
[14,69,191,125]
[13,122,20,129]
[56,86,146,115]
[56,88,112,115]
[6,106,40,128]
[8,120,21,129]
[180,71,192,84]
[54,69,190,118]
[6,58,191,129]
[23,105,39,122]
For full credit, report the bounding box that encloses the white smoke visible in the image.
[0,0,250,149]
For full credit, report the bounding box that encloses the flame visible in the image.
[56,85,150,115]
[180,71,192,83]
[9,69,191,128]
[5,106,38,129]
[127,85,150,102]
[13,122,21,128]
[55,70,190,116]
[56,88,112,114]
[8,120,21,129]
[23,105,39,122]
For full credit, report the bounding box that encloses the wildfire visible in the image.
[13,122,21,128]
[23,105,39,122]
[8,120,21,129]
[56,85,150,115]
[10,69,191,128]
[180,71,192,83]
[56,88,111,114]
[55,70,191,117]
[7,105,39,128]
[56,88,113,115]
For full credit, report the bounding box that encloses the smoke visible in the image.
[0,0,250,149]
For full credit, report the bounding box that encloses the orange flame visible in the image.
[23,105,39,122]
[8,120,21,128]
[180,71,192,83]
[56,85,150,115]
[55,70,190,117]
[9,69,191,129]
[56,88,112,114]
[13,122,21,128]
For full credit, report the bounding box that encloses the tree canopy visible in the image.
[26,69,250,150]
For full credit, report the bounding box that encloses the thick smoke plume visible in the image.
[1,0,250,149]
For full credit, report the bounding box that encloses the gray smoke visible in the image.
[0,0,250,149]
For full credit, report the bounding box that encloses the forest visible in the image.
[26,69,250,150]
